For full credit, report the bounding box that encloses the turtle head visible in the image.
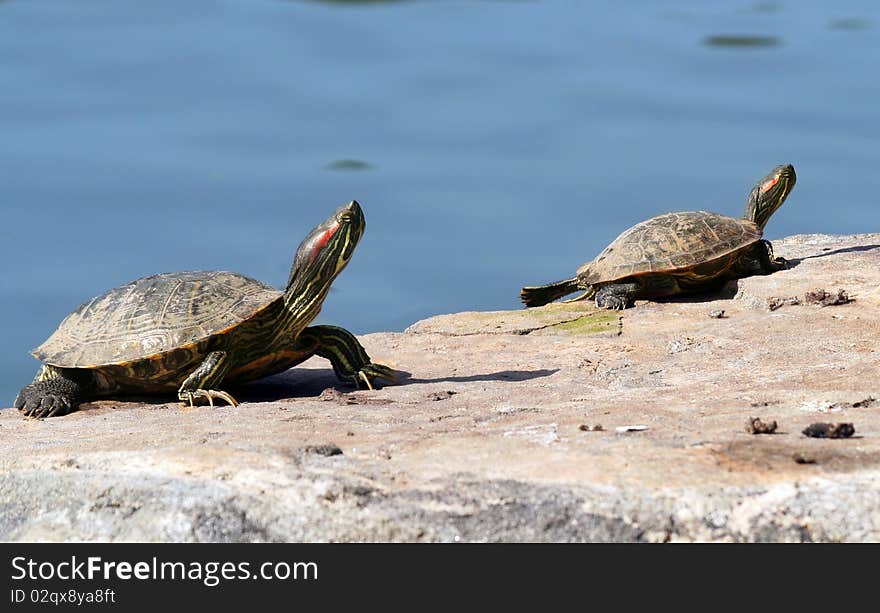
[284,200,365,315]
[744,164,796,229]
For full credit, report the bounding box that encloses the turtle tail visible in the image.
[520,278,581,307]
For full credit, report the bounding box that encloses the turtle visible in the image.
[520,163,797,310]
[15,200,395,418]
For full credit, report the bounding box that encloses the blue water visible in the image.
[2,0,878,405]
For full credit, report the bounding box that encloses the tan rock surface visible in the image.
[2,234,879,541]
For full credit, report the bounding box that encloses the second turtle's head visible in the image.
[744,164,796,229]
[286,200,365,300]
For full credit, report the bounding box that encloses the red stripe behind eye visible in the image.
[760,177,779,194]
[308,225,340,266]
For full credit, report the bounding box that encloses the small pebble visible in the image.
[792,453,817,465]
[304,443,344,456]
[615,425,648,433]
[428,390,457,401]
[804,288,853,307]
[708,309,727,319]
[802,422,855,439]
[745,417,778,435]
[767,296,800,311]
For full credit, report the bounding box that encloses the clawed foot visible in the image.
[179,389,239,407]
[595,293,632,310]
[353,363,398,391]
[15,385,76,418]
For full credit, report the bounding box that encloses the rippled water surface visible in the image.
[2,0,878,404]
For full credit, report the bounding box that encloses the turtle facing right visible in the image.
[15,200,395,418]
[520,164,796,310]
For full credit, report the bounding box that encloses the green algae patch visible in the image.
[404,303,619,337]
[547,311,620,335]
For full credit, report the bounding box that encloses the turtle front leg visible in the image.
[178,351,239,407]
[595,283,641,310]
[298,325,396,390]
[733,240,787,277]
[758,239,788,272]
[15,366,93,418]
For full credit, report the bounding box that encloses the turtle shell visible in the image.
[34,271,282,368]
[578,211,762,284]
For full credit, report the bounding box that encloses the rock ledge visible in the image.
[2,234,879,542]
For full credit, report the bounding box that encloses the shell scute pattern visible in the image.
[578,211,761,284]
[34,271,282,368]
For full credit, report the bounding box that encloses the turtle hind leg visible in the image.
[178,351,239,407]
[520,278,581,307]
[300,325,396,390]
[595,283,641,310]
[15,366,93,418]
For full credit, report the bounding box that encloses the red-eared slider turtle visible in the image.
[521,164,796,309]
[15,200,395,418]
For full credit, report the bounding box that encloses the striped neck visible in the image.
[277,200,365,335]
[744,164,796,230]
[279,280,332,335]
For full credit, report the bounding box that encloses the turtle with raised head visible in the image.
[15,200,395,418]
[521,164,796,309]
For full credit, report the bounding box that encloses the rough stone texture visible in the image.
[1,233,879,542]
